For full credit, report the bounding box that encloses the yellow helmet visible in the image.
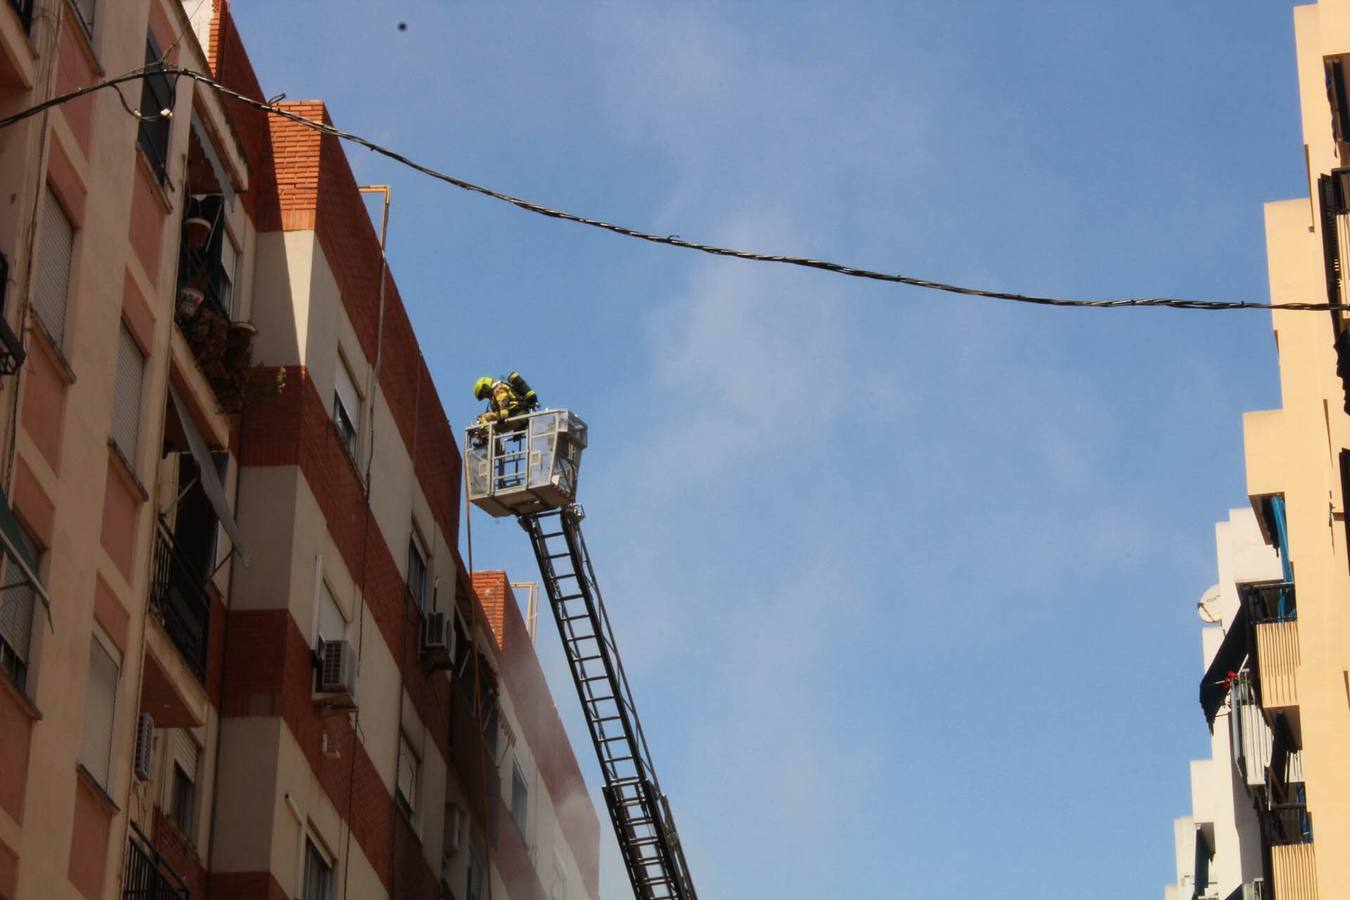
[473,377,494,400]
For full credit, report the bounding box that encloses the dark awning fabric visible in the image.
[0,487,51,617]
[169,386,247,563]
[1200,604,1250,729]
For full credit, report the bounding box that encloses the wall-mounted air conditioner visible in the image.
[133,713,156,782]
[315,639,358,704]
[421,611,455,669]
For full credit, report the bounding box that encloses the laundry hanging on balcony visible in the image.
[169,386,247,564]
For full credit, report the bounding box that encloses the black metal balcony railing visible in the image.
[1260,803,1313,847]
[6,0,35,31]
[1240,581,1296,624]
[123,821,189,899]
[150,521,210,681]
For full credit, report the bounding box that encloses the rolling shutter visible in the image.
[34,189,73,345]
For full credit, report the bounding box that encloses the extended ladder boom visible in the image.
[521,507,698,900]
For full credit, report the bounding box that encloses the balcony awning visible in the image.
[169,386,247,564]
[1200,604,1250,730]
[0,487,51,619]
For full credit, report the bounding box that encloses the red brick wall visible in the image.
[259,104,463,551]
[151,806,208,900]
[471,573,601,896]
[240,366,451,763]
[220,608,442,896]
[208,1,271,222]
[208,870,289,900]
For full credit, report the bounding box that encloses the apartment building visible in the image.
[1165,0,1350,896]
[0,2,600,899]
[1165,509,1279,900]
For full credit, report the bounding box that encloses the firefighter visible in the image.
[473,372,539,425]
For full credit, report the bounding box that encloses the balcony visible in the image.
[1269,843,1317,900]
[1222,880,1264,900]
[1237,582,1299,714]
[123,821,189,899]
[1261,802,1312,848]
[5,0,32,29]
[175,125,255,413]
[149,520,210,681]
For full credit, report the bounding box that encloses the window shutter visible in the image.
[79,640,119,787]
[34,189,73,345]
[112,326,145,460]
[0,570,34,665]
[317,584,346,643]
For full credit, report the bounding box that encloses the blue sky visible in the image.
[233,3,1303,897]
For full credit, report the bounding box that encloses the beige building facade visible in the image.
[0,2,599,899]
[1177,1,1350,898]
[1165,509,1279,900]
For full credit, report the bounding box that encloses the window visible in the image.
[34,188,73,347]
[111,325,146,463]
[79,636,119,788]
[467,844,486,900]
[170,762,195,833]
[302,839,333,900]
[138,35,174,182]
[396,734,420,819]
[166,729,199,836]
[407,537,428,612]
[333,355,361,461]
[0,526,40,692]
[72,0,95,35]
[317,583,346,645]
[510,757,529,837]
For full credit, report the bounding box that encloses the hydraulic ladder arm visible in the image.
[520,506,698,900]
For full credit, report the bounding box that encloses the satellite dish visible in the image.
[1197,585,1222,623]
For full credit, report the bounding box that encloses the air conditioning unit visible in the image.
[133,713,156,782]
[421,611,455,669]
[315,639,358,702]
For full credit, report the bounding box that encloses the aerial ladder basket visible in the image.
[466,410,699,900]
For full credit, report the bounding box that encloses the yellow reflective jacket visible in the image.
[476,381,523,424]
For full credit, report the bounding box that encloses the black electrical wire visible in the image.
[1,65,1340,313]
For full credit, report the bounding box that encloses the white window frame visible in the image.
[333,352,362,462]
[396,733,420,821]
[510,755,529,838]
[302,836,334,900]
[407,532,429,612]
[165,728,200,838]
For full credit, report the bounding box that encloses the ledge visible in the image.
[107,438,150,503]
[0,667,41,721]
[27,316,76,386]
[75,763,120,814]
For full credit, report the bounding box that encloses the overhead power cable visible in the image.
[0,66,1340,313]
